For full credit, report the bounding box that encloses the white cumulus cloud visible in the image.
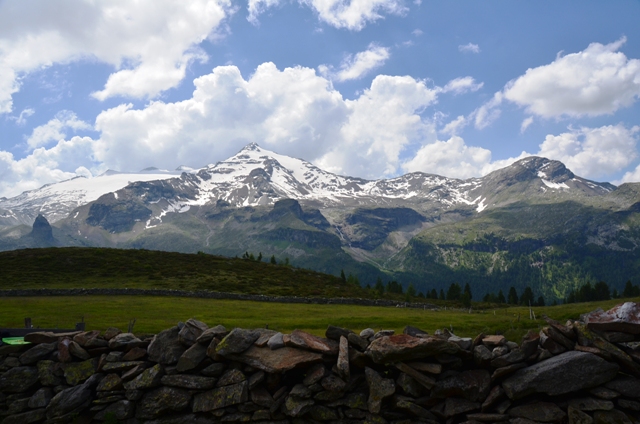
[402,136,492,179]
[321,44,391,82]
[0,0,232,111]
[458,43,480,54]
[504,37,640,118]
[442,76,483,95]
[26,111,91,148]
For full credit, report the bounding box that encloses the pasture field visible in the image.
[1,295,637,341]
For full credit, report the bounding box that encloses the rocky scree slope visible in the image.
[1,302,640,423]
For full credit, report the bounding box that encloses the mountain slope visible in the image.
[0,143,637,301]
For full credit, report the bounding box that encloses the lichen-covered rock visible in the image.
[366,334,459,364]
[196,324,227,345]
[94,399,135,421]
[124,364,164,390]
[503,351,619,400]
[108,332,142,350]
[215,328,260,357]
[365,366,395,413]
[160,374,216,390]
[147,326,186,365]
[1,408,46,424]
[192,380,248,412]
[46,373,103,421]
[135,386,191,419]
[337,335,350,380]
[19,342,56,365]
[217,368,245,387]
[96,373,123,391]
[28,387,53,409]
[178,318,208,346]
[68,341,90,360]
[175,342,207,372]
[0,366,39,393]
[508,401,567,422]
[431,369,491,402]
[63,358,98,386]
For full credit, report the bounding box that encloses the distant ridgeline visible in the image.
[1,303,640,423]
[2,145,640,303]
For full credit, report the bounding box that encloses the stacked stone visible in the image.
[0,303,638,423]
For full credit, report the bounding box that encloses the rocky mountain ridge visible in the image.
[0,144,638,301]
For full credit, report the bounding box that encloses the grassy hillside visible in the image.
[0,247,371,298]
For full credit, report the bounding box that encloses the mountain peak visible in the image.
[514,156,574,181]
[240,142,261,152]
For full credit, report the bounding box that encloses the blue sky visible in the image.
[1,0,639,198]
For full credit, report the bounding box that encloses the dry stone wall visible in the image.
[1,302,640,424]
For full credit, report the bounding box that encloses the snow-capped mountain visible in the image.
[0,170,182,227]
[0,142,616,227]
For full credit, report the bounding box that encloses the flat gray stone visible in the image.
[503,351,619,400]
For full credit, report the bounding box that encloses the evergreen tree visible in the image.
[536,295,545,306]
[430,289,438,299]
[374,277,385,296]
[249,253,255,261]
[623,280,640,297]
[340,269,347,283]
[520,286,534,306]
[270,255,277,265]
[447,283,462,301]
[497,290,506,304]
[257,252,263,262]
[612,288,619,299]
[463,283,472,300]
[439,289,445,300]
[406,283,416,300]
[284,257,290,266]
[461,292,471,308]
[508,287,518,305]
[593,281,610,301]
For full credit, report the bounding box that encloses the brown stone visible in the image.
[122,347,147,361]
[540,329,566,355]
[57,337,72,363]
[73,330,102,347]
[584,302,640,334]
[224,345,322,373]
[365,334,459,364]
[406,361,442,374]
[491,362,527,381]
[284,329,339,355]
[482,335,506,348]
[23,331,80,345]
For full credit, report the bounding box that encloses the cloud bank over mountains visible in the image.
[0,2,639,198]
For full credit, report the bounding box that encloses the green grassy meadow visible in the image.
[2,295,638,342]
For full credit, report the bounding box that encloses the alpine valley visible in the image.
[2,143,640,302]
